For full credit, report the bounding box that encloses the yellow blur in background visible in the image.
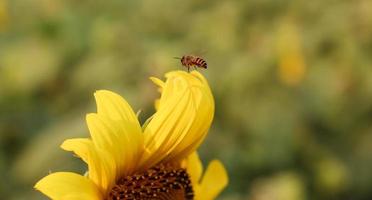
[276,20,306,86]
[1,0,372,199]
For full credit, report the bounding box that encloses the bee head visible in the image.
[173,56,185,65]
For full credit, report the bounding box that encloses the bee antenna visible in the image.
[173,57,181,59]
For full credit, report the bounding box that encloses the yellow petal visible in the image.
[86,113,142,176]
[197,160,228,200]
[141,71,214,168]
[92,90,143,174]
[149,76,165,92]
[154,99,160,110]
[164,71,214,160]
[60,138,92,164]
[94,90,141,131]
[35,172,102,200]
[61,138,116,194]
[185,152,203,185]
[149,77,165,110]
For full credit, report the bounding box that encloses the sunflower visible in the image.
[35,70,228,200]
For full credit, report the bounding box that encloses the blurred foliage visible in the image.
[1,0,372,199]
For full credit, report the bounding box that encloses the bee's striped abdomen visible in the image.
[193,57,207,69]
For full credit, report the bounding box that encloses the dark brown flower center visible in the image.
[107,164,194,200]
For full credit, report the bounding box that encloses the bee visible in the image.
[174,55,208,72]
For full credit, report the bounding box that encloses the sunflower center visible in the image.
[107,164,194,200]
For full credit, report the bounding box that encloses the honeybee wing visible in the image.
[182,48,208,57]
[195,49,208,56]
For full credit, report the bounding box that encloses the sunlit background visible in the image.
[1,0,372,199]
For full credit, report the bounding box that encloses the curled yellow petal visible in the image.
[34,172,102,200]
[141,71,214,168]
[163,71,214,160]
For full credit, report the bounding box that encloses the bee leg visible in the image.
[187,66,190,72]
[193,66,198,71]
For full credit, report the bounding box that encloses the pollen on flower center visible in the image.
[107,164,194,200]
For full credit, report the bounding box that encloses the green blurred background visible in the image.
[1,0,372,199]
